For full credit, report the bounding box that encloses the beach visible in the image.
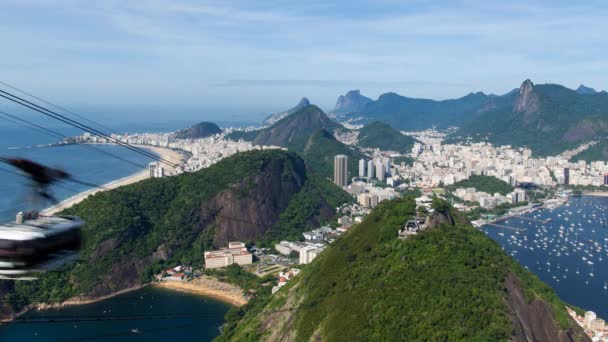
[583,191,608,197]
[42,144,185,215]
[154,276,248,307]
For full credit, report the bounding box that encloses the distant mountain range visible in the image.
[447,80,608,155]
[173,121,222,139]
[329,81,608,156]
[262,97,311,126]
[332,89,493,130]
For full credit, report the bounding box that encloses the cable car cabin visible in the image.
[0,215,82,279]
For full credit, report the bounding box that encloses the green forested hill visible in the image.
[448,80,608,156]
[357,121,417,152]
[217,198,586,341]
[570,140,608,162]
[0,150,352,318]
[447,175,514,195]
[299,129,364,180]
[173,121,222,139]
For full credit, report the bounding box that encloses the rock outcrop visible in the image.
[333,90,373,114]
[505,272,589,342]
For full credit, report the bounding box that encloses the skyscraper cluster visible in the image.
[358,157,391,182]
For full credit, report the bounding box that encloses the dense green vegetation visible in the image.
[298,129,364,180]
[257,171,353,247]
[570,140,608,162]
[449,82,608,156]
[357,121,417,152]
[219,198,580,341]
[447,175,514,195]
[0,150,351,311]
[225,129,260,142]
[464,201,530,221]
[392,155,414,166]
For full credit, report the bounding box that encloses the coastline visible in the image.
[41,144,185,215]
[2,275,247,324]
[0,284,147,324]
[583,191,608,197]
[153,276,248,307]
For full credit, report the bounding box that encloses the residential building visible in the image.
[299,246,325,264]
[204,241,253,269]
[358,158,366,178]
[334,154,348,187]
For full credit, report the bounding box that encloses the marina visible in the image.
[482,195,608,318]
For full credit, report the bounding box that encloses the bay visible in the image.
[482,195,608,318]
[0,287,230,342]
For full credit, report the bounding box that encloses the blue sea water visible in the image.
[482,195,608,318]
[0,287,230,342]
[0,124,163,221]
[0,119,238,341]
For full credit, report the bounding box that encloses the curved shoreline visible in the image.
[1,276,246,324]
[41,144,185,215]
[153,277,248,307]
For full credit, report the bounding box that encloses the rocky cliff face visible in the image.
[0,150,347,319]
[505,273,589,342]
[514,79,541,117]
[333,90,373,114]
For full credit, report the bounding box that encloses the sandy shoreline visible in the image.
[42,144,185,215]
[153,277,248,307]
[583,191,608,197]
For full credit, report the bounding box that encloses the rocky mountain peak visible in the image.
[333,89,373,114]
[298,97,311,106]
[515,79,540,114]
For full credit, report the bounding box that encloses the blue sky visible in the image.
[1,0,608,121]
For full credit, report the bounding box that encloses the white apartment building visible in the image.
[204,241,253,269]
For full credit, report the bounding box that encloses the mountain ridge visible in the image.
[262,97,311,126]
[447,80,608,155]
[0,150,350,319]
[216,198,588,341]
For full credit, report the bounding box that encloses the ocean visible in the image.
[0,119,241,341]
[0,287,230,341]
[482,195,608,318]
[0,118,254,221]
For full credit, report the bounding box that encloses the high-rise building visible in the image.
[149,162,165,178]
[358,159,366,178]
[376,160,385,181]
[367,159,375,179]
[564,167,570,185]
[603,173,608,185]
[149,162,158,178]
[333,155,348,187]
[384,159,392,175]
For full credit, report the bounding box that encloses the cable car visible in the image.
[0,214,82,280]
